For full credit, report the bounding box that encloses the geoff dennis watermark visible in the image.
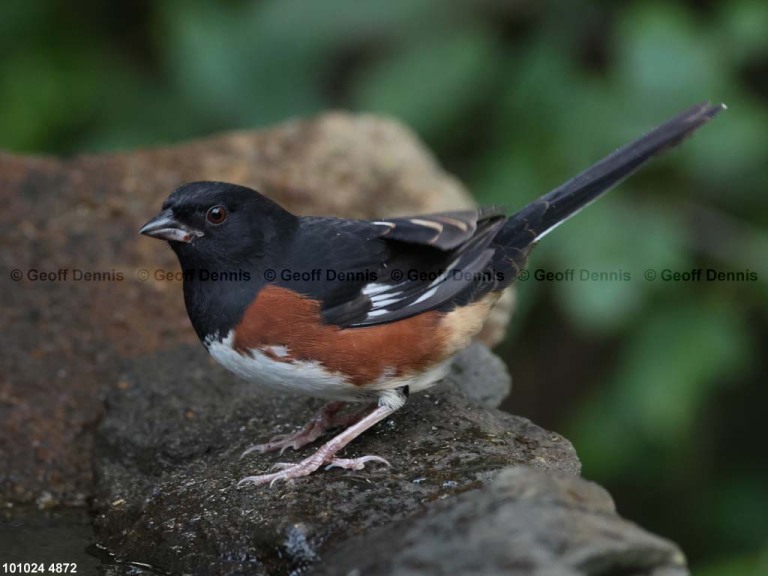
[644,268,758,282]
[10,268,125,282]
[8,266,759,284]
[517,267,758,283]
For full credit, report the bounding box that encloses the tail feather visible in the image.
[499,102,725,249]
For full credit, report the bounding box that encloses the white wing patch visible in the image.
[357,252,474,323]
[411,286,438,306]
[362,282,398,297]
[408,218,444,233]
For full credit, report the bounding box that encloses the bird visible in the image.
[140,102,723,487]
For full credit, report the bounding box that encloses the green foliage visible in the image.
[571,296,752,476]
[1,0,766,571]
[352,26,501,139]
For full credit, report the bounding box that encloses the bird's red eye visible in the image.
[206,205,228,224]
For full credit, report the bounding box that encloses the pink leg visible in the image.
[241,401,372,457]
[237,390,405,488]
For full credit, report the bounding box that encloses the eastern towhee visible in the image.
[140,103,723,487]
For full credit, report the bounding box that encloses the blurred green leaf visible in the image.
[698,545,768,576]
[615,3,728,111]
[253,0,439,49]
[351,27,501,139]
[570,296,752,478]
[471,33,582,206]
[682,101,768,204]
[159,0,327,128]
[0,0,50,47]
[718,0,768,63]
[544,198,688,333]
[714,476,768,553]
[0,49,134,152]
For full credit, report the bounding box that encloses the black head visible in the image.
[140,181,298,271]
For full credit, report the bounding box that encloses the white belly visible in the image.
[206,331,450,402]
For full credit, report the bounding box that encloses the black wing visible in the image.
[372,207,503,250]
[278,209,508,328]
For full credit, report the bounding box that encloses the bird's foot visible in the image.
[241,402,371,457]
[237,397,401,488]
[237,453,389,487]
[241,424,324,457]
[325,455,391,471]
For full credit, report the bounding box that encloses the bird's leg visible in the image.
[241,401,373,456]
[237,388,407,487]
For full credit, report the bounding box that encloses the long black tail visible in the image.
[498,102,725,250]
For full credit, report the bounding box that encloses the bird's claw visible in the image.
[237,458,322,488]
[237,454,390,488]
[240,426,324,458]
[325,455,391,471]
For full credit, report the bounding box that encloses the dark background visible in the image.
[2,1,766,573]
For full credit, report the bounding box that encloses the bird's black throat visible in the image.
[169,243,266,345]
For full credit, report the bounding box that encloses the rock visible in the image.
[1,113,489,507]
[321,466,688,576]
[92,343,579,575]
[452,342,513,409]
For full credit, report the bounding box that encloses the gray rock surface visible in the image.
[93,344,579,574]
[452,343,514,409]
[321,466,688,576]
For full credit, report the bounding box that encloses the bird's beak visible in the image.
[139,209,202,243]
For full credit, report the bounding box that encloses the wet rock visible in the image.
[1,114,486,506]
[0,508,102,573]
[92,343,578,575]
[321,466,688,576]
